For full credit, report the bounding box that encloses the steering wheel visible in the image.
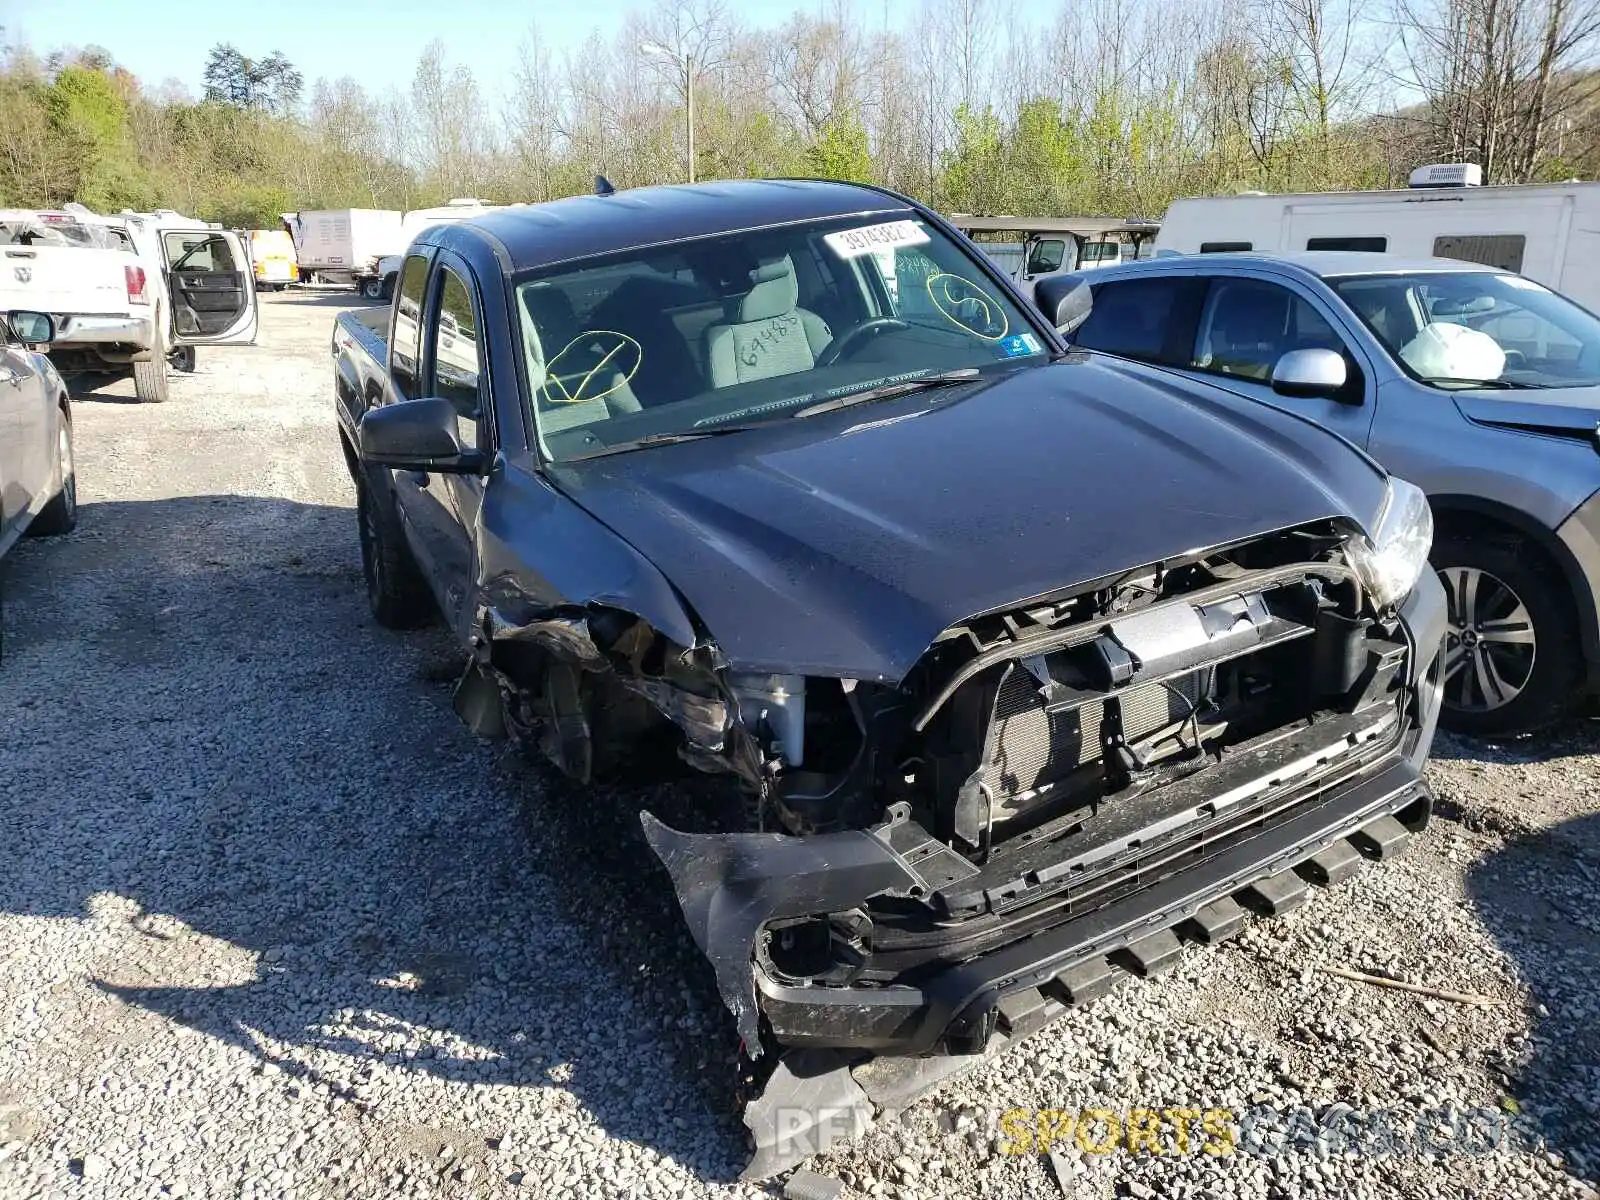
[815,317,910,367]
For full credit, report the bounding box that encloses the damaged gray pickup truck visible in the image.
[331,179,1447,1177]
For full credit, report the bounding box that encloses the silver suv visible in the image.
[1042,252,1600,737]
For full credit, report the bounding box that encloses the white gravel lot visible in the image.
[1,292,1598,1200]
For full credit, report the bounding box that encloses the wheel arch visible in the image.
[1427,492,1598,670]
[337,424,360,481]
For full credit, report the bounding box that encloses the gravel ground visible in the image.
[1,291,1598,1200]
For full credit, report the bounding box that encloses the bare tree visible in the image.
[638,0,733,181]
[1394,0,1600,180]
[504,26,563,202]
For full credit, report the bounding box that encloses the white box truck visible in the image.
[281,209,403,286]
[363,200,514,300]
[1155,164,1600,310]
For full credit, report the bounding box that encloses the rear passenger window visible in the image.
[1433,234,1526,273]
[1072,278,1191,363]
[1307,237,1388,252]
[1200,242,1252,253]
[392,254,429,400]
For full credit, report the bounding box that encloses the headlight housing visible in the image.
[1346,478,1434,609]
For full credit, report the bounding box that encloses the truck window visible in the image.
[1432,234,1526,273]
[427,266,483,448]
[1200,242,1252,253]
[1026,239,1067,274]
[1192,278,1352,382]
[1072,278,1195,364]
[392,254,429,400]
[1307,237,1387,252]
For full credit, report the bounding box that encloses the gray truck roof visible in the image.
[435,179,916,274]
[1089,251,1505,282]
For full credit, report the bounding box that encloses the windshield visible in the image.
[515,214,1049,461]
[1331,271,1600,389]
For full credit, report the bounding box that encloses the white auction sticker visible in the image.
[823,220,931,259]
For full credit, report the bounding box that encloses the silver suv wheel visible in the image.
[1441,566,1537,712]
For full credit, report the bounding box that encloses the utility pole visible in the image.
[642,41,697,183]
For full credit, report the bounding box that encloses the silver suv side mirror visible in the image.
[7,310,54,346]
[1272,348,1350,401]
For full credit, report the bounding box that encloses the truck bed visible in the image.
[332,308,392,443]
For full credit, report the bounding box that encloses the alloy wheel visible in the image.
[1440,565,1536,713]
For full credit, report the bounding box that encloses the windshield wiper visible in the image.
[1417,376,1520,390]
[793,368,982,419]
[564,424,775,461]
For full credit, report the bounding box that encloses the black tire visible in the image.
[29,411,77,537]
[360,277,385,301]
[356,474,434,629]
[379,274,396,302]
[134,323,170,404]
[170,345,197,374]
[1434,535,1582,737]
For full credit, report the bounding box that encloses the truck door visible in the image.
[158,229,259,345]
[1020,236,1069,285]
[412,254,489,640]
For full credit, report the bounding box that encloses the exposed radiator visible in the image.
[984,665,1208,806]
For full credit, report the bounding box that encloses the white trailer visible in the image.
[1155,164,1600,310]
[364,200,517,300]
[281,209,403,284]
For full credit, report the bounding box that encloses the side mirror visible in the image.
[8,310,54,346]
[1271,348,1352,401]
[1032,275,1093,336]
[358,397,485,473]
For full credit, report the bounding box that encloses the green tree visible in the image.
[801,112,870,181]
[1007,97,1085,214]
[940,104,1005,212]
[202,44,303,117]
[43,65,150,209]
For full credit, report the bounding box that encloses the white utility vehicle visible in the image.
[367,200,512,301]
[947,216,1161,293]
[0,206,259,403]
[1156,164,1600,310]
[281,208,403,290]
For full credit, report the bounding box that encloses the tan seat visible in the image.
[705,256,832,387]
[522,283,642,434]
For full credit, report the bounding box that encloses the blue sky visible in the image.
[7,0,906,96]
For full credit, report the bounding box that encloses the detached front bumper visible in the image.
[643,570,1447,1062]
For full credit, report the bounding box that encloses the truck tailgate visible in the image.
[0,245,133,315]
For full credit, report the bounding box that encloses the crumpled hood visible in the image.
[551,356,1390,681]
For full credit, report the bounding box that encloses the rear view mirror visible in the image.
[1033,275,1093,335]
[8,310,54,346]
[359,397,485,474]
[1272,348,1351,401]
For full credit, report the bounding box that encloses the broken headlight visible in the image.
[1346,478,1433,609]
